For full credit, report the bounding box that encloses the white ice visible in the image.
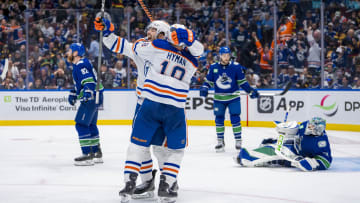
[1,125,360,203]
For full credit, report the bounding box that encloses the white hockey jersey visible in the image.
[102,33,203,100]
[134,39,199,108]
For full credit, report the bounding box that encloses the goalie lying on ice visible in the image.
[235,117,332,171]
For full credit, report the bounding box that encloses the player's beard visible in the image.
[67,55,74,63]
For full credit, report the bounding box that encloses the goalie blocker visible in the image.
[235,117,332,172]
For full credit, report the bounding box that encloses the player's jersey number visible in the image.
[161,60,185,81]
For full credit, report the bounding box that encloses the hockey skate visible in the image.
[215,139,225,152]
[74,153,94,166]
[119,173,138,203]
[132,169,157,200]
[235,139,242,150]
[93,145,103,164]
[158,175,178,203]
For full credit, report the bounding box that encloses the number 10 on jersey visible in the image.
[161,60,186,81]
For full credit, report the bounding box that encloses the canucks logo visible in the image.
[216,73,232,89]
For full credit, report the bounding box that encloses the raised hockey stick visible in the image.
[95,0,105,104]
[208,81,292,97]
[138,0,154,22]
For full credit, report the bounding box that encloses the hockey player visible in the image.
[235,117,332,171]
[67,43,104,166]
[200,46,259,152]
[95,18,203,202]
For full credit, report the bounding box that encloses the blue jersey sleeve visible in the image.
[204,64,215,88]
[236,64,253,93]
[72,60,97,98]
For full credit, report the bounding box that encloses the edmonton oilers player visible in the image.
[67,43,104,166]
[200,47,259,152]
[236,117,332,171]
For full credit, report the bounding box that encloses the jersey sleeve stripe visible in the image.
[132,38,146,54]
[114,37,121,53]
[120,38,125,54]
[110,38,118,52]
[81,77,95,86]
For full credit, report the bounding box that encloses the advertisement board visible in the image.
[0,90,359,131]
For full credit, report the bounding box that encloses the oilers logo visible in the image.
[143,60,152,76]
[216,73,232,89]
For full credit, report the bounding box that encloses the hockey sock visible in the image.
[230,115,242,140]
[216,124,225,139]
[162,149,184,186]
[124,143,150,182]
[139,159,153,182]
[153,145,169,174]
[76,123,99,154]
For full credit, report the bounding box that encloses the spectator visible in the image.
[112,60,126,88]
[100,64,114,89]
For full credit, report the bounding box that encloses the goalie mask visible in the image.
[305,117,326,136]
[146,20,170,40]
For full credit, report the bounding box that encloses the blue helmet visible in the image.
[70,43,85,57]
[219,46,231,55]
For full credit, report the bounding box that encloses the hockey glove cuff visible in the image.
[199,86,209,97]
[249,89,259,99]
[68,89,77,106]
[170,28,195,46]
[82,87,94,102]
[94,17,114,37]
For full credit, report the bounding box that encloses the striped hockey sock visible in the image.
[124,160,141,182]
[162,162,180,186]
[232,122,242,140]
[216,124,225,139]
[139,159,153,182]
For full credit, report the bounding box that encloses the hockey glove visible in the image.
[82,87,94,102]
[170,28,195,46]
[68,89,77,106]
[94,17,114,37]
[293,157,320,172]
[199,86,209,97]
[249,89,259,99]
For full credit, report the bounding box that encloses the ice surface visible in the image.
[0,125,360,203]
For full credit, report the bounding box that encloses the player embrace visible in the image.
[94,15,203,202]
[236,117,332,171]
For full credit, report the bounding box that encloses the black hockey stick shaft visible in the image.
[96,0,105,104]
[208,81,293,96]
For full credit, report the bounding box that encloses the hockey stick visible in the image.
[208,81,292,97]
[138,0,154,22]
[95,0,105,104]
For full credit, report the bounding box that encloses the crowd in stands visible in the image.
[1,0,360,90]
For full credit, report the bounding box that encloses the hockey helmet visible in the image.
[146,20,170,39]
[305,117,326,136]
[219,46,231,55]
[70,43,85,57]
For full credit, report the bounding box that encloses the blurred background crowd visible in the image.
[1,0,360,90]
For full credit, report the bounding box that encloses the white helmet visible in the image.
[146,20,170,39]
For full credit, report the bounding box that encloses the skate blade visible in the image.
[120,194,131,203]
[215,148,225,153]
[74,160,94,166]
[94,158,104,164]
[132,191,156,200]
[159,197,176,203]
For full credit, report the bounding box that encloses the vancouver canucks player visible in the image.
[236,117,332,171]
[67,43,104,166]
[200,46,259,152]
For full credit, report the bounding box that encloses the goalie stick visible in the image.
[95,0,105,104]
[208,81,292,97]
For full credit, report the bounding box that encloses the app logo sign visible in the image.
[258,96,274,113]
[4,96,11,103]
[313,95,338,117]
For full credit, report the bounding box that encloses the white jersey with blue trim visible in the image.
[103,33,146,97]
[134,39,199,108]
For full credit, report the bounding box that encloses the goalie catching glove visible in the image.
[94,17,114,37]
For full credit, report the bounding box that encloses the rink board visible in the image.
[0,90,359,131]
